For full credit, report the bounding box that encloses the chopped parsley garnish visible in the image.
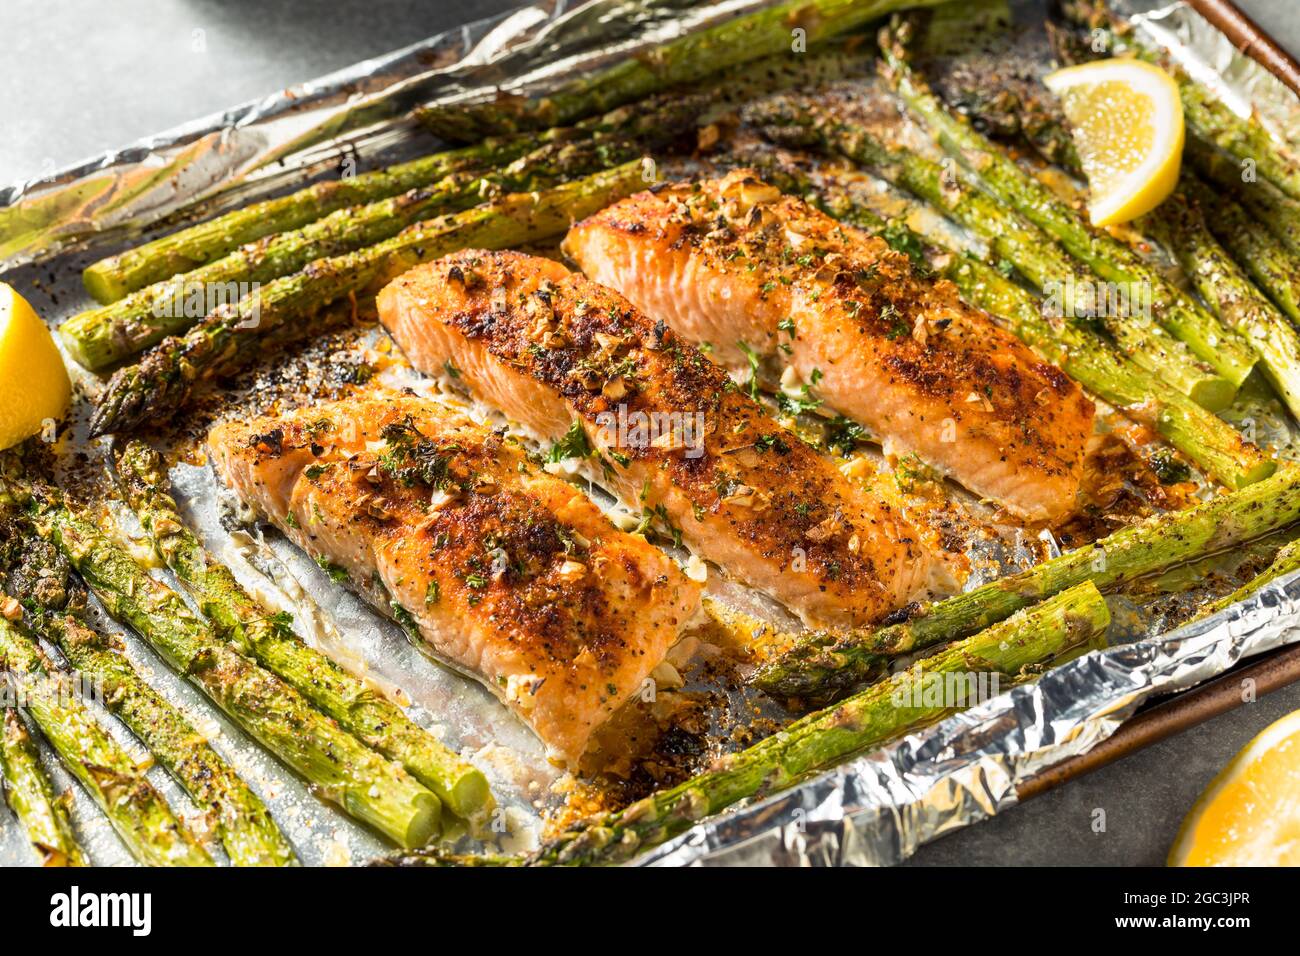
[634,503,682,548]
[881,222,929,269]
[378,416,462,490]
[390,601,421,641]
[315,557,349,583]
[737,341,763,400]
[754,433,791,455]
[1150,449,1192,485]
[882,302,909,340]
[546,421,595,464]
[339,361,375,385]
[825,416,869,456]
[776,385,823,417]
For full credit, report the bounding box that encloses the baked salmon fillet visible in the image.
[563,170,1095,522]
[208,394,700,766]
[378,248,933,629]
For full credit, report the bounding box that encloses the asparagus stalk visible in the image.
[89,161,647,437]
[1191,179,1300,328]
[5,530,298,865]
[1142,177,1300,421]
[742,153,1271,488]
[63,96,704,371]
[80,136,537,304]
[745,94,1235,411]
[0,707,86,866]
[30,607,298,866]
[1187,137,1300,259]
[13,485,442,849]
[1198,539,1300,619]
[385,582,1110,866]
[113,440,492,821]
[0,613,213,866]
[415,0,947,142]
[1180,94,1300,201]
[755,462,1300,701]
[878,21,1258,393]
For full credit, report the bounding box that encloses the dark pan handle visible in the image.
[1188,0,1300,95]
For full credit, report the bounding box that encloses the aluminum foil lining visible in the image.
[3,0,1300,868]
[0,0,773,268]
[639,574,1300,867]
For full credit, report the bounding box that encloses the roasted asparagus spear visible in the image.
[63,95,705,370]
[0,613,213,866]
[1142,177,1300,421]
[6,532,298,866]
[385,582,1110,866]
[416,0,947,141]
[10,479,442,849]
[113,440,492,822]
[756,462,1300,702]
[1187,177,1300,329]
[0,707,86,866]
[89,162,647,437]
[1198,540,1300,619]
[78,137,531,304]
[78,96,668,305]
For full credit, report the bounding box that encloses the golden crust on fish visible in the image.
[208,394,700,765]
[563,170,1095,522]
[378,248,933,628]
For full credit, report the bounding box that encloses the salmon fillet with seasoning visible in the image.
[378,248,933,629]
[563,170,1095,522]
[208,394,700,766]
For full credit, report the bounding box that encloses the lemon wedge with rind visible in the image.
[1045,58,1185,227]
[1169,707,1300,866]
[0,282,70,451]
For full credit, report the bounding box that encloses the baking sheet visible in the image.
[2,0,1300,867]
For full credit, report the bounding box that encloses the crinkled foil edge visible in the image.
[0,0,772,268]
[638,572,1300,867]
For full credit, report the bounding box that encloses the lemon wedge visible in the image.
[1169,707,1300,866]
[1044,58,1185,227]
[0,282,70,451]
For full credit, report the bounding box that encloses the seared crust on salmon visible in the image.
[563,170,1095,522]
[208,394,700,765]
[378,249,932,628]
